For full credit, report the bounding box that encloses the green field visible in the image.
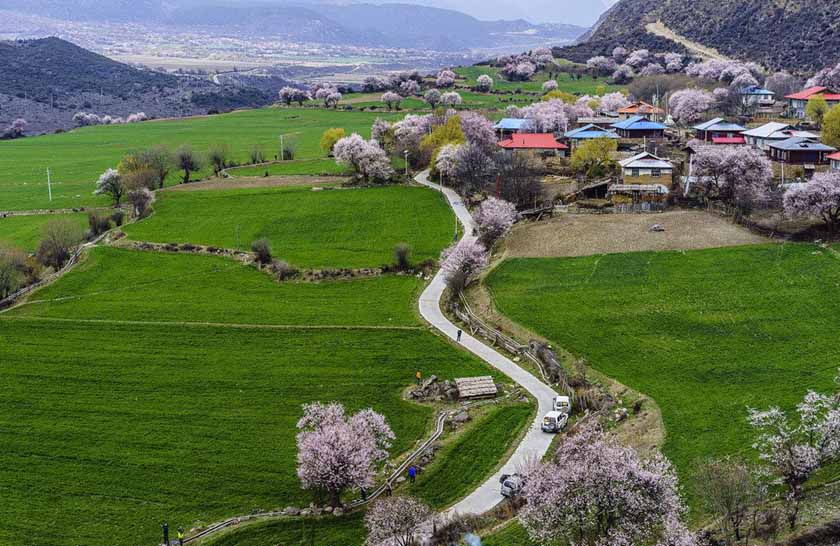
[123,185,456,268]
[410,403,532,508]
[0,212,87,251]
[1,245,502,546]
[455,66,623,95]
[486,244,840,491]
[482,521,535,546]
[201,515,365,546]
[227,158,352,177]
[0,107,397,211]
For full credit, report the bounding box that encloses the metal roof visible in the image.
[611,115,667,131]
[739,86,775,96]
[619,152,673,170]
[768,137,837,152]
[493,118,532,131]
[693,118,746,133]
[564,124,618,139]
[497,133,568,150]
[693,118,724,131]
[742,122,791,138]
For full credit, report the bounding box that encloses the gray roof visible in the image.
[741,122,791,138]
[768,137,837,152]
[693,118,746,132]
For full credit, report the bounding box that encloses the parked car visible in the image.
[541,410,568,433]
[552,395,572,415]
[499,473,525,498]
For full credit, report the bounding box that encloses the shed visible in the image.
[455,376,498,400]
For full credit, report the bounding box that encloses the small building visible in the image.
[619,152,674,187]
[575,115,619,128]
[768,137,836,166]
[608,183,670,212]
[741,122,819,152]
[497,133,568,157]
[610,116,667,140]
[829,152,840,171]
[617,101,665,121]
[563,124,619,148]
[693,118,747,144]
[785,87,840,119]
[739,86,776,108]
[492,118,532,138]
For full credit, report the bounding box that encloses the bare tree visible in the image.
[0,245,27,299]
[693,457,766,543]
[36,218,84,270]
[176,145,202,184]
[207,144,229,176]
[495,152,544,208]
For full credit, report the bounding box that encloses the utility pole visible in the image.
[279,134,285,161]
[404,150,409,178]
[47,168,52,202]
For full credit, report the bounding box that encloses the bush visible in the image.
[270,260,299,281]
[394,243,411,270]
[110,210,125,227]
[87,211,112,237]
[36,218,84,270]
[251,238,272,265]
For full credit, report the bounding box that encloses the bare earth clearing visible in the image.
[505,210,769,258]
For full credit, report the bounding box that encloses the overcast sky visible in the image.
[404,0,617,26]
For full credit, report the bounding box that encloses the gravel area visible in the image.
[506,210,770,258]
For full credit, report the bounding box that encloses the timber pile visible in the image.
[455,376,498,400]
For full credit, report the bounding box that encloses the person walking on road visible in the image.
[408,465,417,484]
[456,329,462,343]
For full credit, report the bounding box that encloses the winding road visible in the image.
[415,171,559,516]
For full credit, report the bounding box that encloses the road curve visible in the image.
[415,171,559,516]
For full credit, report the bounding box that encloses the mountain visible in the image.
[0,0,587,52]
[559,0,840,73]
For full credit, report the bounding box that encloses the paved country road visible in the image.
[415,170,559,516]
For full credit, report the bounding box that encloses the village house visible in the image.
[497,133,568,157]
[617,101,665,121]
[768,138,836,181]
[741,122,820,152]
[610,116,667,141]
[562,124,619,149]
[618,151,674,187]
[830,152,840,171]
[575,115,619,128]
[693,118,747,144]
[492,118,532,138]
[785,87,840,119]
[739,86,776,108]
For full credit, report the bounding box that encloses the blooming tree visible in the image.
[458,111,496,150]
[393,114,432,156]
[381,91,403,111]
[365,495,432,546]
[73,112,103,126]
[748,372,840,529]
[126,112,148,123]
[522,99,577,133]
[542,79,558,93]
[586,56,617,75]
[435,143,461,180]
[669,88,715,124]
[783,171,840,232]
[612,46,628,62]
[691,145,773,210]
[765,71,802,98]
[611,64,634,84]
[399,80,420,96]
[440,91,462,107]
[424,89,441,108]
[296,402,395,507]
[731,72,760,90]
[501,61,536,82]
[639,63,666,77]
[6,118,27,138]
[94,168,125,206]
[279,86,310,106]
[475,74,493,92]
[315,87,342,108]
[128,187,153,218]
[371,119,393,147]
[626,49,651,68]
[686,59,730,81]
[363,76,390,92]
[521,423,696,546]
[333,133,395,183]
[598,91,631,113]
[664,52,684,73]
[440,240,489,286]
[807,62,840,89]
[436,69,456,88]
[474,197,517,245]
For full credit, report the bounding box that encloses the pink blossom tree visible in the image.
[315,87,342,108]
[279,86,307,106]
[440,91,462,107]
[296,402,395,507]
[365,495,432,546]
[626,49,651,68]
[458,111,496,150]
[542,80,558,93]
[381,91,403,111]
[586,56,617,76]
[435,143,461,181]
[371,119,393,145]
[5,118,27,138]
[393,114,432,156]
[686,59,729,81]
[94,168,125,206]
[440,239,489,289]
[598,91,631,113]
[424,89,441,108]
[807,62,840,89]
[522,99,576,133]
[731,72,760,90]
[475,74,493,92]
[474,197,517,245]
[520,423,696,546]
[783,171,840,232]
[611,64,634,84]
[691,145,773,210]
[748,372,840,529]
[640,63,666,77]
[664,53,684,73]
[436,69,456,88]
[333,133,395,183]
[669,88,715,125]
[612,46,628,63]
[399,80,420,96]
[501,61,536,82]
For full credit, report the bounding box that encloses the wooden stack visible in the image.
[455,376,498,400]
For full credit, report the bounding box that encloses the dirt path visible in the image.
[645,20,731,61]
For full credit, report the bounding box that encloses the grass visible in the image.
[122,185,456,269]
[0,107,399,211]
[200,515,365,546]
[1,246,502,546]
[482,521,536,546]
[455,66,623,95]
[486,244,840,496]
[0,212,87,251]
[227,158,352,177]
[410,403,533,508]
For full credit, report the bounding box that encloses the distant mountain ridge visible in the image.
[0,0,586,51]
[560,0,840,73]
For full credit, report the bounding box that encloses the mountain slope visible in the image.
[561,0,840,72]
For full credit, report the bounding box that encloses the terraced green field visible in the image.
[0,212,87,251]
[486,244,840,489]
[202,515,366,546]
[227,158,352,177]
[1,246,502,546]
[454,66,623,95]
[123,185,456,268]
[0,108,397,211]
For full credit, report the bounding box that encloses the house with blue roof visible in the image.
[563,124,619,148]
[610,116,666,140]
[739,86,775,108]
[693,118,747,144]
[492,118,532,138]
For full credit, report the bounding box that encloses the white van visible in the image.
[553,395,572,415]
[541,411,568,433]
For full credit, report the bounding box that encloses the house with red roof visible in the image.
[497,133,568,157]
[617,101,665,121]
[785,87,840,119]
[829,152,840,171]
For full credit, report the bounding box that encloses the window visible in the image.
[630,168,639,177]
[651,169,661,177]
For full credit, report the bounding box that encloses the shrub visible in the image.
[110,210,125,227]
[36,218,84,270]
[251,238,272,265]
[394,243,411,270]
[250,145,265,164]
[271,260,299,281]
[87,211,112,237]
